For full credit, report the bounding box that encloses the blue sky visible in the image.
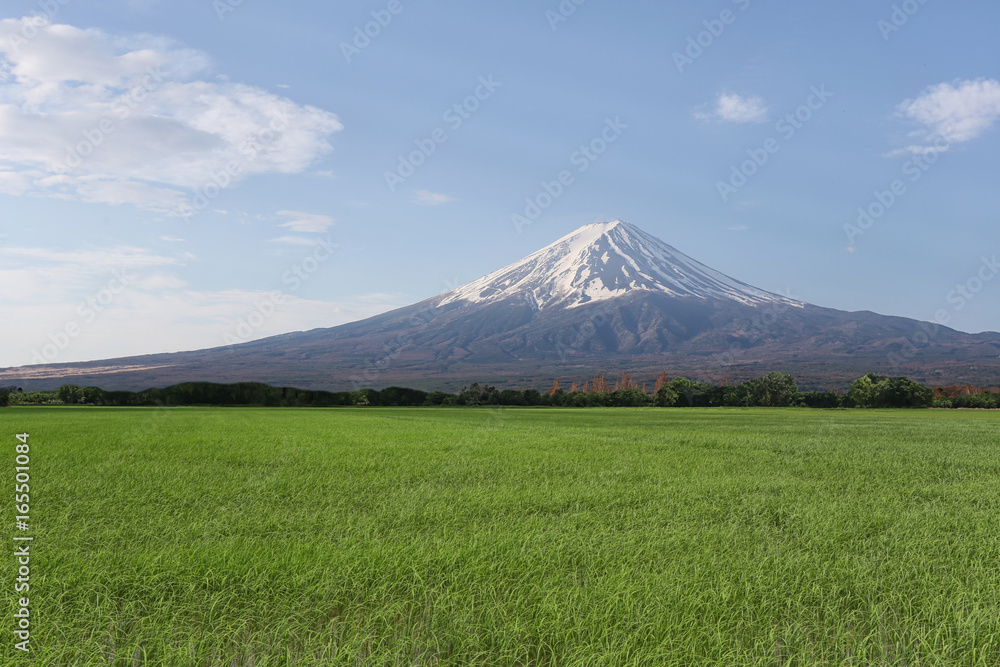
[2,0,999,367]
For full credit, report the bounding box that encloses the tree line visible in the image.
[1,372,996,409]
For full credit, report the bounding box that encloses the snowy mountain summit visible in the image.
[439,220,802,311]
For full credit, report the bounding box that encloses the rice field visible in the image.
[1,406,998,665]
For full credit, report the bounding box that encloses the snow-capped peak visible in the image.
[437,220,803,310]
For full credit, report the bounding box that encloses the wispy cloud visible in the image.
[269,236,324,246]
[1,286,406,367]
[0,245,179,269]
[696,92,769,124]
[893,78,1000,155]
[276,211,334,233]
[413,190,457,206]
[0,244,181,304]
[0,17,343,216]
[0,240,406,367]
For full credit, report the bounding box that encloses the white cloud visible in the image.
[0,244,178,269]
[276,210,334,233]
[269,236,323,246]
[0,244,180,304]
[0,287,407,367]
[413,190,457,206]
[0,285,406,367]
[895,78,1000,154]
[0,169,33,195]
[0,18,342,216]
[158,235,184,242]
[133,273,188,290]
[0,241,406,367]
[883,144,946,158]
[696,92,769,124]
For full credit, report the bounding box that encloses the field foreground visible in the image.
[2,407,999,665]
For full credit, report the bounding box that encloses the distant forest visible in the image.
[2,372,998,409]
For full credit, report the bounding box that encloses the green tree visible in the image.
[352,388,378,406]
[849,374,931,408]
[746,372,799,407]
[848,374,884,408]
[874,377,933,408]
[521,389,542,406]
[799,391,842,408]
[721,383,751,407]
[458,383,499,405]
[379,386,429,406]
[668,377,697,406]
[953,393,996,409]
[611,387,652,407]
[57,385,84,404]
[499,389,526,406]
[424,392,451,406]
[653,384,678,407]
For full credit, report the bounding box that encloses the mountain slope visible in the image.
[3,221,999,391]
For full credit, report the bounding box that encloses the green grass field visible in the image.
[2,407,999,665]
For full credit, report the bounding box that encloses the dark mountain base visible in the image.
[4,294,998,392]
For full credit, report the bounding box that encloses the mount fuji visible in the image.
[4,220,1000,391]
